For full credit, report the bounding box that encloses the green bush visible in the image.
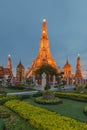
[0,95,16,105]
[0,94,30,105]
[35,96,62,105]
[0,110,10,118]
[4,100,87,130]
[54,92,87,102]
[75,84,84,92]
[0,106,37,130]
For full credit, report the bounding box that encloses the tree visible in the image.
[34,64,58,76]
[55,72,65,90]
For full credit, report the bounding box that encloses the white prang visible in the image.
[43,19,46,22]
[8,54,11,58]
[41,72,46,90]
[78,53,80,57]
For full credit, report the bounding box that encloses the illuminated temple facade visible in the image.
[75,54,82,79]
[16,60,25,82]
[0,19,84,84]
[0,55,13,78]
[62,59,72,78]
[25,19,60,77]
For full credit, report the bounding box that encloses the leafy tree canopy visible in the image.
[34,64,58,76]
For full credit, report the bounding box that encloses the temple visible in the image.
[0,19,85,85]
[0,55,13,79]
[62,59,72,78]
[16,60,25,82]
[26,19,59,77]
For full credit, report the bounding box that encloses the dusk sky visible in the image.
[0,0,87,75]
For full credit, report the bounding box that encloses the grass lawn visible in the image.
[24,96,87,122]
[0,105,37,130]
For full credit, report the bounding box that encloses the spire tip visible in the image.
[43,19,46,22]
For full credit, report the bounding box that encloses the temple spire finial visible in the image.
[41,18,48,39]
[43,18,46,22]
[78,53,80,57]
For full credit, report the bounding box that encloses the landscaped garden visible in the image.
[25,95,87,122]
[0,105,37,130]
[0,90,87,129]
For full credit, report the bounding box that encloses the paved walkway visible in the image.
[7,91,38,95]
[7,85,75,95]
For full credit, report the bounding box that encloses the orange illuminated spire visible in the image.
[26,19,59,77]
[75,54,82,79]
[7,54,12,71]
[40,18,49,49]
[41,19,48,38]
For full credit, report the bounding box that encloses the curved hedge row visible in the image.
[5,100,87,130]
[35,96,62,105]
[0,95,16,105]
[0,94,30,105]
[54,92,87,101]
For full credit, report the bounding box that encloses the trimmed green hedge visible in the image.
[35,96,62,105]
[5,100,87,130]
[54,92,87,101]
[0,105,37,130]
[0,95,16,105]
[0,94,30,105]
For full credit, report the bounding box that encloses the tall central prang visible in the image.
[26,19,59,77]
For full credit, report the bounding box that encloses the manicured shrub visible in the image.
[0,95,16,105]
[0,110,10,118]
[35,96,62,105]
[0,105,37,130]
[0,94,30,105]
[75,84,84,92]
[54,92,87,102]
[5,100,87,130]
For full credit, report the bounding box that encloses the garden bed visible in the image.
[35,96,62,105]
[24,96,87,122]
[0,94,30,105]
[55,92,87,102]
[0,105,37,130]
[4,100,87,130]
